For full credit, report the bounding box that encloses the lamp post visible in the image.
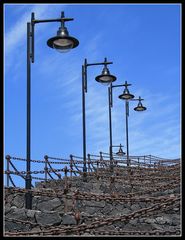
[108,83,128,170]
[25,11,79,209]
[82,58,116,181]
[118,81,147,166]
[109,81,146,167]
[109,82,134,171]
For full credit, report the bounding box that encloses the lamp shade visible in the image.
[119,88,134,100]
[134,102,147,111]
[95,65,116,85]
[116,145,125,156]
[47,26,79,53]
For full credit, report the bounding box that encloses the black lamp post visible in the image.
[118,81,147,166]
[25,11,79,209]
[108,83,128,170]
[109,81,146,167]
[82,58,116,181]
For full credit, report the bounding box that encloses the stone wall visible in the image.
[4,167,181,236]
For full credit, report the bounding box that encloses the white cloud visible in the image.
[82,33,104,60]
[81,87,180,158]
[5,5,48,54]
[4,4,67,56]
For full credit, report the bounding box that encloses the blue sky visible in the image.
[4,4,181,186]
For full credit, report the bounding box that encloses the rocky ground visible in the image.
[4,164,181,236]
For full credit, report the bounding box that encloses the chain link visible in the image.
[4,197,180,236]
[5,185,180,203]
[4,154,180,236]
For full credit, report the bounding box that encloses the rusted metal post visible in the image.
[149,155,151,168]
[64,166,68,178]
[70,155,73,178]
[6,155,11,187]
[97,159,99,172]
[100,151,104,169]
[44,155,48,181]
[64,166,68,192]
[87,154,90,173]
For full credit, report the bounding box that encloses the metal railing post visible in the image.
[6,155,11,187]
[44,155,48,181]
[87,154,90,173]
[97,159,99,173]
[64,166,68,178]
[100,151,104,169]
[70,155,73,178]
[64,166,68,213]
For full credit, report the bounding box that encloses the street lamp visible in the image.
[82,57,116,181]
[118,81,147,166]
[108,83,129,171]
[109,81,146,167]
[114,144,125,157]
[25,11,79,209]
[95,60,116,85]
[134,96,147,111]
[47,12,79,53]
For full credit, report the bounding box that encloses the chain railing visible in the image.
[4,152,180,237]
[4,195,180,236]
[4,154,180,188]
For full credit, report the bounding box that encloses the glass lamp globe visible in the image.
[119,88,134,100]
[95,65,116,85]
[134,102,147,111]
[47,26,79,53]
[52,38,74,53]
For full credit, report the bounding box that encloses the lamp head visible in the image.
[118,81,134,100]
[119,88,134,100]
[134,96,147,111]
[47,12,79,53]
[47,26,79,53]
[116,144,125,157]
[95,58,116,85]
[119,89,135,100]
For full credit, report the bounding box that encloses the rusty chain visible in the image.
[4,154,180,236]
[5,184,180,203]
[4,197,180,236]
[4,168,81,175]
[7,155,180,166]
[88,228,180,236]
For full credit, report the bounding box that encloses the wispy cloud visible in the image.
[76,87,180,158]
[5,5,50,54]
[82,33,104,60]
[4,4,68,78]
